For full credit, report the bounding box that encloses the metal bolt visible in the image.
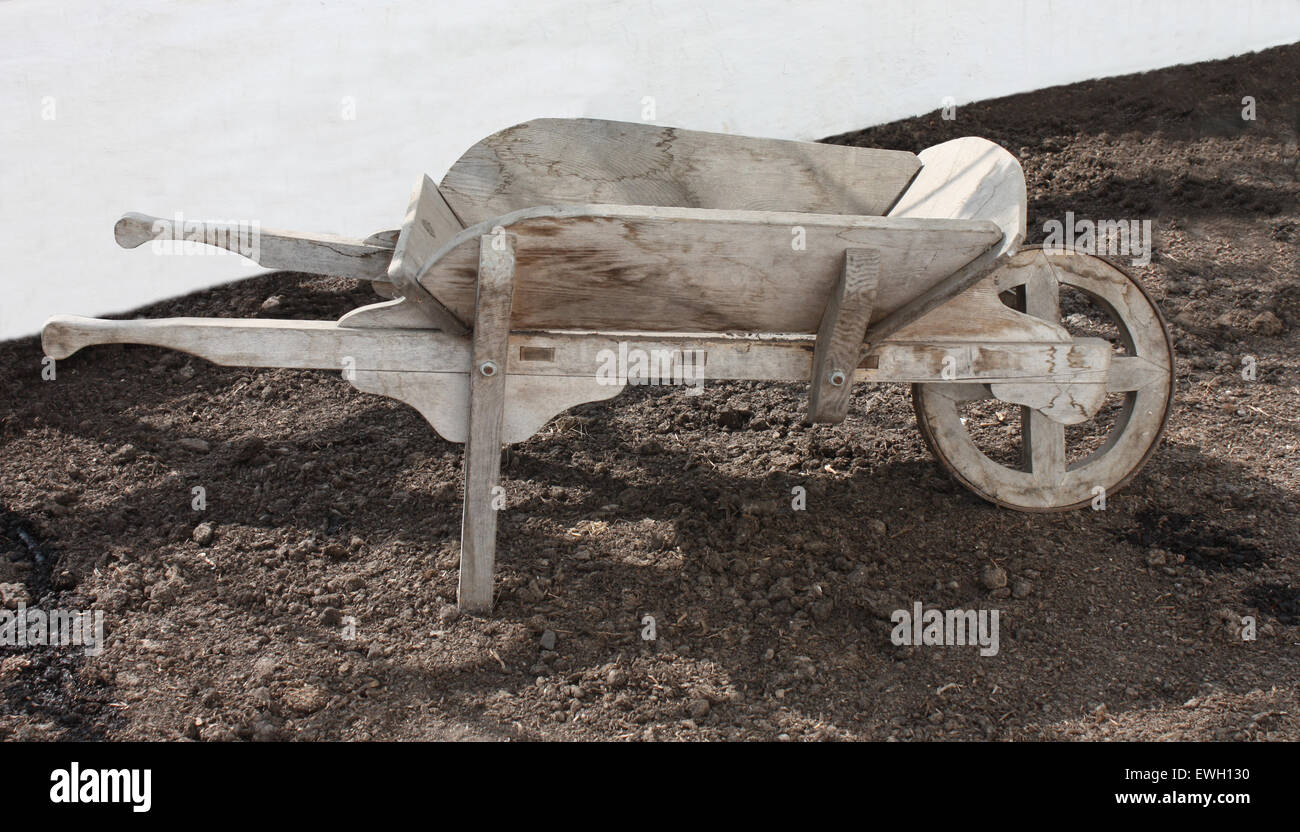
[828,369,847,387]
[479,360,499,377]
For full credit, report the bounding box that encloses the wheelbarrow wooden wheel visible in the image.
[912,246,1175,511]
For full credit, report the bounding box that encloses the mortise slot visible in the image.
[519,346,556,362]
[858,354,879,369]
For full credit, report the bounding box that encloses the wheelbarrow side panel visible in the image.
[412,205,1002,334]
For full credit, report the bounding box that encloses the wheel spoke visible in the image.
[1022,407,1065,483]
[1106,355,1169,393]
[1023,266,1061,322]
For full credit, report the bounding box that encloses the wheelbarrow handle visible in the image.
[40,314,469,373]
[112,212,396,283]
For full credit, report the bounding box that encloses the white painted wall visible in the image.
[2,0,1297,339]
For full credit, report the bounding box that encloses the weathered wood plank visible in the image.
[888,136,1026,253]
[1105,355,1169,393]
[1023,408,1067,483]
[809,248,879,423]
[113,212,394,280]
[458,234,516,612]
[865,137,1028,345]
[440,118,921,224]
[40,314,471,372]
[386,176,471,334]
[351,371,624,445]
[414,204,1000,334]
[43,314,1107,386]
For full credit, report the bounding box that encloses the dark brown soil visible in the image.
[2,44,1298,741]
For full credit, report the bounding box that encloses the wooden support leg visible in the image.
[808,248,880,424]
[458,233,516,612]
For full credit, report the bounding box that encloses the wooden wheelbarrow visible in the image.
[43,119,1174,612]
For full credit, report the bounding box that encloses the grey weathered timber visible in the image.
[385,175,471,333]
[113,211,395,280]
[809,248,879,423]
[867,136,1028,347]
[440,118,921,224]
[458,234,516,612]
[410,204,999,335]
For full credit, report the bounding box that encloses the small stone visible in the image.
[192,522,215,545]
[717,409,752,429]
[1248,310,1283,336]
[1214,607,1239,625]
[539,629,557,651]
[178,438,210,453]
[251,719,282,742]
[109,443,138,464]
[809,598,834,622]
[202,723,236,742]
[260,295,283,312]
[284,685,328,714]
[1145,548,1168,567]
[251,656,278,681]
[323,543,348,560]
[981,565,1008,590]
[868,518,887,536]
[0,582,31,609]
[437,604,459,624]
[51,489,78,506]
[320,607,344,626]
[687,699,711,718]
[1012,579,1032,599]
[231,437,265,463]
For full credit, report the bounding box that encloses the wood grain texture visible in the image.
[1018,257,1069,462]
[40,314,471,372]
[413,204,1000,334]
[809,248,879,423]
[42,313,1101,385]
[912,249,1174,511]
[458,234,516,612]
[439,118,921,224]
[351,371,623,445]
[113,212,394,280]
[885,277,1071,344]
[386,176,471,334]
